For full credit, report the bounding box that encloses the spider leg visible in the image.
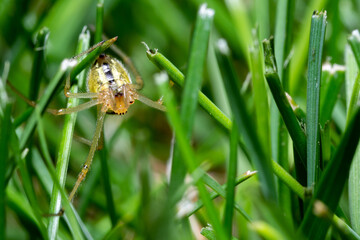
[49,99,100,115]
[133,92,166,112]
[73,134,103,150]
[68,109,106,202]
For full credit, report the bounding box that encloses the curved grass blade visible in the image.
[263,39,307,167]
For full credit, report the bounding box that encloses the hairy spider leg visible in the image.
[68,108,106,202]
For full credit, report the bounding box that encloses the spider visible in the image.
[48,37,165,210]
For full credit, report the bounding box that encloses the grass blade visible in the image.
[289,0,329,94]
[262,39,307,167]
[0,98,12,240]
[155,4,226,239]
[145,48,232,131]
[95,0,104,43]
[223,121,238,237]
[300,106,360,239]
[36,111,87,240]
[320,63,345,126]
[273,3,294,218]
[347,30,360,234]
[306,11,327,187]
[156,72,226,239]
[348,30,360,68]
[29,27,49,101]
[249,33,270,157]
[47,27,90,240]
[168,3,215,198]
[224,0,252,63]
[216,39,276,201]
[187,171,256,220]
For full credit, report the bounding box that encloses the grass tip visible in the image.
[217,38,230,55]
[199,3,215,18]
[322,63,345,74]
[61,58,78,71]
[154,71,169,86]
[246,170,257,176]
[351,29,360,40]
[21,148,29,159]
[142,41,158,55]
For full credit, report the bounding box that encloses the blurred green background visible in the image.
[2,0,360,239]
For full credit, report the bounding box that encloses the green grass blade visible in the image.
[273,1,294,219]
[154,4,226,239]
[216,39,276,201]
[156,72,226,240]
[224,0,252,63]
[187,171,256,220]
[300,106,360,239]
[249,34,270,157]
[0,102,12,240]
[223,121,238,237]
[95,0,104,43]
[271,161,305,201]
[306,11,327,187]
[47,27,90,240]
[100,148,117,226]
[168,3,215,198]
[348,30,360,68]
[255,0,269,40]
[29,27,49,101]
[313,201,360,240]
[17,145,48,239]
[320,122,331,164]
[145,48,232,131]
[289,0,329,94]
[36,110,87,240]
[6,184,41,233]
[320,64,345,126]
[262,39,307,167]
[347,30,360,235]
[274,0,294,85]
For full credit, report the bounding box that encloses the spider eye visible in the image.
[129,100,134,104]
